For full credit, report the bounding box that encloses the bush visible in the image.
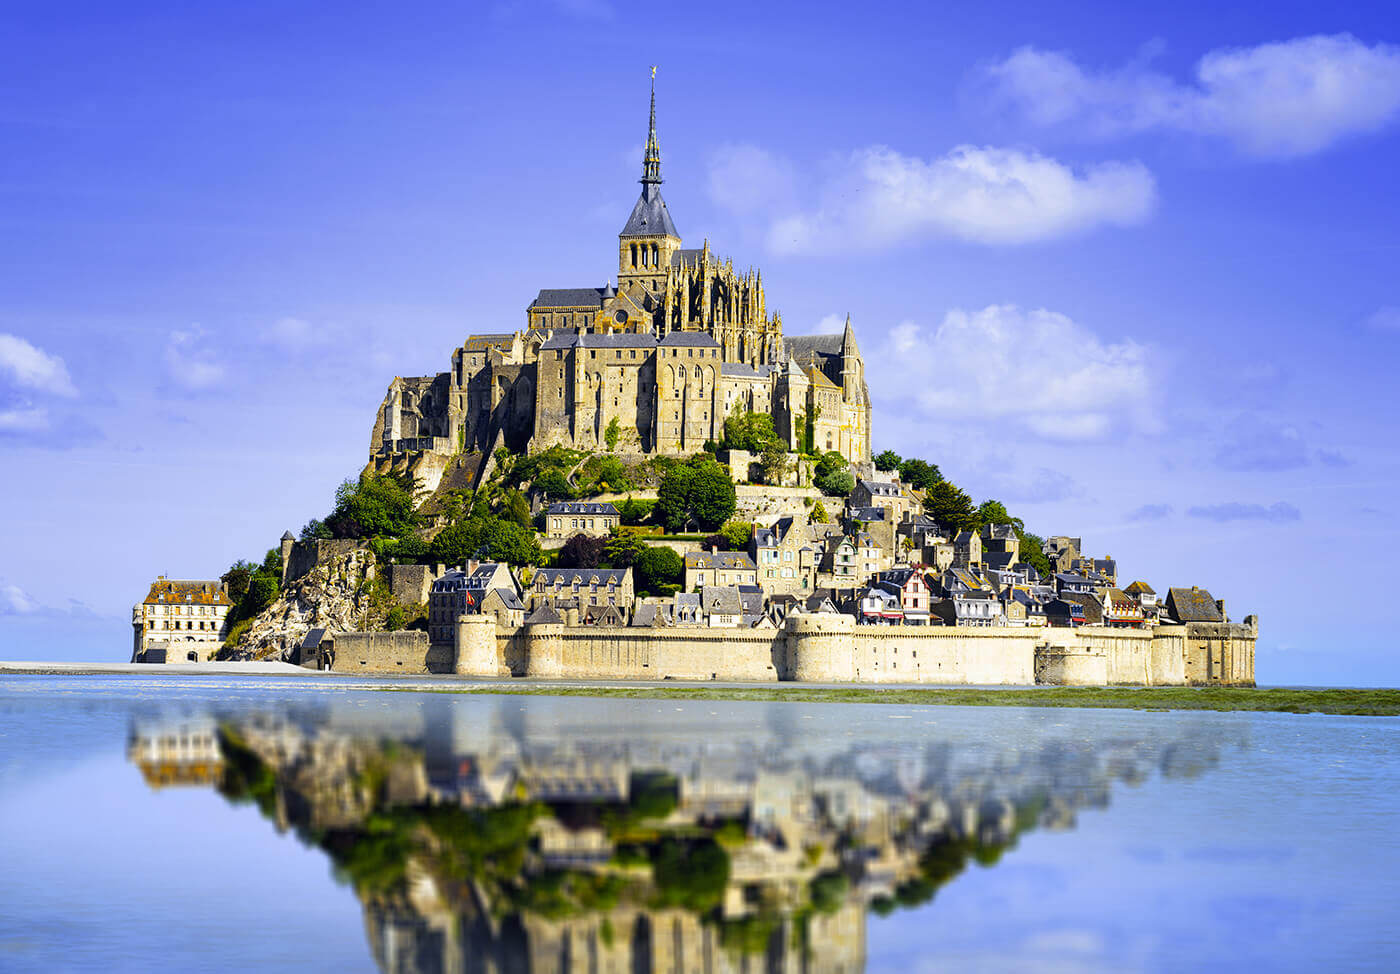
[635,546,683,594]
[384,606,406,631]
[533,468,573,501]
[722,410,780,453]
[557,533,607,569]
[604,532,648,568]
[617,497,656,525]
[604,416,621,451]
[809,870,849,914]
[817,469,854,497]
[430,515,542,567]
[652,839,730,913]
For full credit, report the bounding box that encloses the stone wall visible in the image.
[734,484,832,521]
[285,539,369,586]
[1182,620,1258,686]
[328,631,440,674]
[343,614,1257,687]
[389,564,436,606]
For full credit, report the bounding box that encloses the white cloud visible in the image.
[707,144,798,216]
[977,34,1400,158]
[0,333,77,397]
[1365,306,1400,331]
[868,305,1156,441]
[1186,501,1301,523]
[1,583,38,614]
[260,316,324,349]
[760,145,1154,254]
[164,327,225,391]
[0,407,49,433]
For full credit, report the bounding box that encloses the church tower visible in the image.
[618,69,681,297]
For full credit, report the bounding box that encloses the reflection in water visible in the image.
[128,700,1246,974]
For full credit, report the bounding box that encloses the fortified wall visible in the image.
[325,613,1256,686]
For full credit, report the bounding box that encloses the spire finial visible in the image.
[642,67,662,186]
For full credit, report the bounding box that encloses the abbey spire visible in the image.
[642,65,662,187]
[619,67,680,288]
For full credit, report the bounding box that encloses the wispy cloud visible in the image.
[1186,501,1301,523]
[868,305,1156,442]
[0,333,77,397]
[1,582,39,615]
[974,34,1400,158]
[1127,503,1173,521]
[710,144,1156,255]
[1365,306,1400,331]
[1214,414,1311,472]
[164,327,225,392]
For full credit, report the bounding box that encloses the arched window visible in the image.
[651,243,659,267]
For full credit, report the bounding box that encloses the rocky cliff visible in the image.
[226,544,384,662]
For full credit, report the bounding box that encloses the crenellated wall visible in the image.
[352,614,1258,687]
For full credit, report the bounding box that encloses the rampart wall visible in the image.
[345,615,1257,686]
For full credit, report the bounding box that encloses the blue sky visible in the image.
[2,0,1398,684]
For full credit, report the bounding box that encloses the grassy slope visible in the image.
[392,684,1400,716]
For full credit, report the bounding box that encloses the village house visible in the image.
[849,478,912,523]
[1043,536,1082,574]
[528,567,634,620]
[751,515,818,596]
[1124,581,1159,622]
[1043,598,1086,628]
[131,578,234,664]
[1005,588,1048,626]
[953,530,983,570]
[544,501,620,539]
[980,523,1020,562]
[684,549,758,591]
[1102,587,1145,628]
[930,589,1000,627]
[875,567,932,625]
[429,562,518,644]
[701,585,744,627]
[858,586,903,625]
[1164,586,1226,624]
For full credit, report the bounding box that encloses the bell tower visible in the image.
[618,67,681,294]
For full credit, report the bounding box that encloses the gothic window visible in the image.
[630,244,638,267]
[650,243,659,266]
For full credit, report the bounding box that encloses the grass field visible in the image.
[397,684,1400,716]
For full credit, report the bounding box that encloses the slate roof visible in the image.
[848,506,886,522]
[982,523,1018,541]
[577,332,657,349]
[1124,580,1156,596]
[531,288,606,310]
[659,331,720,347]
[685,551,756,571]
[753,527,777,548]
[858,479,901,498]
[737,584,765,617]
[670,248,706,267]
[540,330,581,350]
[702,585,743,616]
[300,627,327,650]
[1165,587,1224,623]
[547,502,619,516]
[462,334,515,351]
[721,362,774,378]
[524,604,563,625]
[620,184,679,238]
[1062,592,1105,624]
[486,588,525,611]
[807,366,838,389]
[783,335,843,362]
[535,568,630,586]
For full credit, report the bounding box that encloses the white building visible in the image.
[131,577,233,663]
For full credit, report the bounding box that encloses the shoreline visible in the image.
[1,661,1397,715]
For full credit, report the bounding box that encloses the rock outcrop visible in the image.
[227,544,382,661]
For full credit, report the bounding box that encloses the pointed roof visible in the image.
[621,70,679,239]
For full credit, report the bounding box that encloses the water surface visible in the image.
[0,675,1396,972]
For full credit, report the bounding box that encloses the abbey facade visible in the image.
[369,79,871,475]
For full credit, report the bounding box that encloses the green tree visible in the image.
[635,546,683,594]
[810,499,829,523]
[221,560,257,604]
[384,605,406,631]
[814,451,853,496]
[652,839,730,913]
[324,472,419,540]
[604,531,648,568]
[655,458,735,532]
[501,489,533,529]
[898,458,943,491]
[976,499,1022,530]
[299,518,332,541]
[923,480,979,533]
[720,521,753,550]
[758,442,789,485]
[809,871,850,914]
[722,410,779,452]
[1016,529,1053,579]
[604,416,621,451]
[533,468,573,501]
[480,517,542,565]
[873,449,902,472]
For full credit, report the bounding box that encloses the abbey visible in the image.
[369,77,871,477]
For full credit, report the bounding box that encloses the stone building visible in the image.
[131,578,233,664]
[544,501,619,539]
[367,75,871,492]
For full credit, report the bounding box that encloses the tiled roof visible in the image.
[143,579,232,606]
[685,551,756,570]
